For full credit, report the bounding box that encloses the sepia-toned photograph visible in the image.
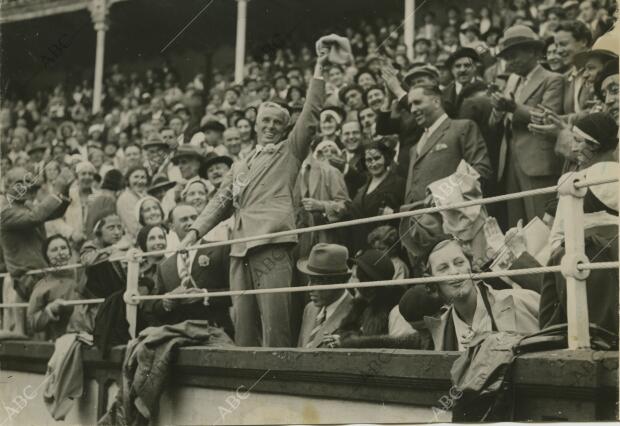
[0,0,618,424]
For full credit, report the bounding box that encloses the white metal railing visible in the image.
[0,175,617,350]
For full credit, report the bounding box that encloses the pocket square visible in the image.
[434,143,448,152]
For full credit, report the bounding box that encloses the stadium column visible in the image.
[234,0,249,84]
[404,0,415,62]
[89,0,109,114]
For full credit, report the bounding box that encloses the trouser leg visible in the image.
[248,245,293,347]
[229,256,262,346]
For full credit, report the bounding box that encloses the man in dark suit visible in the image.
[403,84,492,207]
[297,244,354,348]
[491,25,564,226]
[144,204,233,337]
[442,48,484,117]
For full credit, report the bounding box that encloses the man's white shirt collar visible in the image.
[425,113,448,136]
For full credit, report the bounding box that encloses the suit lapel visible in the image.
[308,160,321,197]
[517,65,545,104]
[414,118,450,165]
[491,291,517,331]
[309,292,354,348]
[424,311,448,351]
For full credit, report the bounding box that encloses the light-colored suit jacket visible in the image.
[502,64,564,177]
[404,117,491,205]
[191,78,325,257]
[425,282,540,351]
[297,291,354,348]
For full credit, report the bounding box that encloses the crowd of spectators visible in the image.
[0,0,618,353]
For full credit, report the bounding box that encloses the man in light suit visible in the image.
[403,84,492,206]
[297,244,354,348]
[180,37,331,347]
[491,25,564,226]
[423,238,540,351]
[143,204,234,337]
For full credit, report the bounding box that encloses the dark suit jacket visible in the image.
[144,245,233,336]
[343,151,367,199]
[404,117,492,205]
[349,171,405,252]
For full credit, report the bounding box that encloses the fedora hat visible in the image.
[445,48,480,69]
[147,175,177,196]
[199,152,233,178]
[142,133,169,150]
[297,243,351,276]
[574,31,619,69]
[171,145,205,165]
[399,212,448,259]
[354,249,395,282]
[498,25,544,58]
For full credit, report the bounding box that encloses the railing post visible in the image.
[124,249,140,339]
[557,174,591,349]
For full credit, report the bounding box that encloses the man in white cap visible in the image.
[180,37,331,347]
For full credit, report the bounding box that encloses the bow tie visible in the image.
[255,144,277,155]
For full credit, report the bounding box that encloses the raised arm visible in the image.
[288,59,327,162]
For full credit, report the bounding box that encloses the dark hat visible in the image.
[574,31,619,69]
[339,84,364,104]
[497,25,544,58]
[27,142,48,155]
[171,145,205,165]
[101,169,125,191]
[414,36,432,46]
[398,285,444,322]
[297,243,351,276]
[594,59,619,101]
[583,161,618,215]
[445,48,480,69]
[202,120,226,133]
[147,174,177,196]
[399,212,448,259]
[142,133,168,149]
[574,112,619,152]
[403,64,440,85]
[354,249,395,282]
[200,152,233,178]
[482,27,503,40]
